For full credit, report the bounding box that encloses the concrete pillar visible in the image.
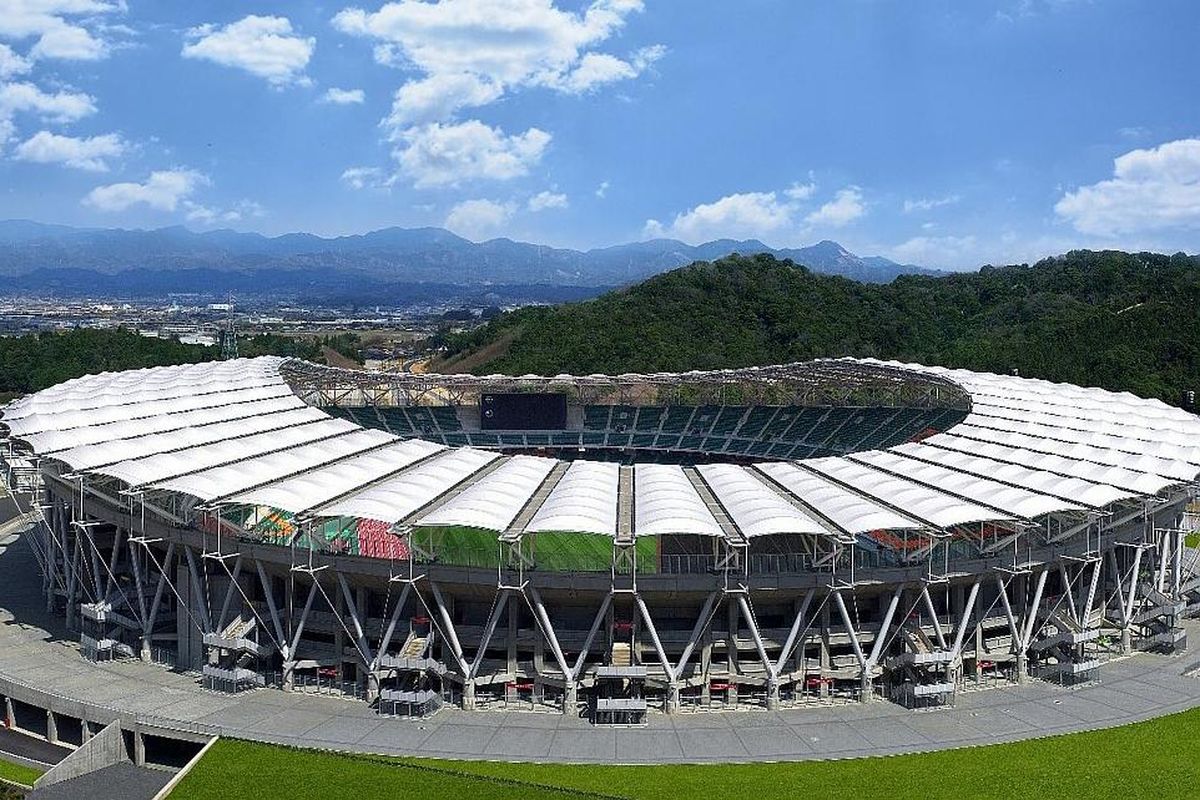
[46,710,58,744]
[819,604,831,699]
[726,601,738,705]
[462,680,476,711]
[860,673,874,702]
[140,637,151,663]
[133,729,145,767]
[766,679,780,711]
[700,633,712,704]
[533,631,545,704]
[506,602,518,676]
[664,682,679,714]
[333,586,346,682]
[564,682,578,715]
[283,661,295,691]
[1120,627,1132,654]
[1015,652,1028,683]
[44,522,55,613]
[4,696,14,728]
[974,611,984,685]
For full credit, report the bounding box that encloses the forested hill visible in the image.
[434,250,1200,404]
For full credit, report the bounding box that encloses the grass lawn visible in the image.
[0,756,43,788]
[171,705,1200,800]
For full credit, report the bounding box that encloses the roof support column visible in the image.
[1017,569,1049,682]
[634,593,676,712]
[736,594,779,709]
[571,592,614,682]
[526,586,574,714]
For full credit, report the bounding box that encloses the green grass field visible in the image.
[0,755,43,789]
[172,706,1200,800]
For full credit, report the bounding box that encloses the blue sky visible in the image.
[1,0,1198,268]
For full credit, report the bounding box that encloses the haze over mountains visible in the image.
[0,220,936,296]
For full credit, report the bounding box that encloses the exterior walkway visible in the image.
[3,526,1200,764]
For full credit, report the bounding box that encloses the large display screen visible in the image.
[480,393,568,430]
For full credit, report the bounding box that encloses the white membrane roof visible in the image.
[22,396,309,455]
[801,455,1016,528]
[417,454,557,531]
[697,463,828,537]
[754,461,924,534]
[52,406,330,472]
[3,357,285,420]
[5,383,296,437]
[889,440,1134,509]
[634,464,723,537]
[928,433,1172,496]
[314,448,500,524]
[526,460,620,536]
[850,449,1085,519]
[6,356,1196,546]
[148,428,395,502]
[224,438,445,513]
[94,418,360,488]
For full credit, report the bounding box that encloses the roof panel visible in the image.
[2,357,286,422]
[697,463,827,537]
[801,456,1015,528]
[950,424,1188,488]
[52,406,330,471]
[854,449,1084,519]
[891,440,1133,509]
[525,460,619,536]
[22,395,309,454]
[147,427,394,501]
[755,461,924,534]
[932,433,1171,495]
[7,383,296,437]
[417,454,557,531]
[634,464,723,537]
[314,448,500,524]
[224,438,444,513]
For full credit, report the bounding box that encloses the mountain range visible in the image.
[0,220,938,295]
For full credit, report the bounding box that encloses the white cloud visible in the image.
[83,168,208,213]
[528,190,567,211]
[182,15,315,88]
[322,87,365,105]
[1055,138,1200,236]
[644,191,795,243]
[595,179,609,198]
[903,194,960,213]
[644,182,866,243]
[13,130,124,171]
[0,0,122,62]
[0,81,96,122]
[889,235,978,267]
[340,165,392,190]
[333,0,662,127]
[385,72,503,128]
[805,186,865,227]
[444,197,514,240]
[184,198,264,225]
[785,180,816,201]
[1117,125,1150,140]
[0,44,33,78]
[394,120,550,188]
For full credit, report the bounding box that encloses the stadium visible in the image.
[1,354,1197,731]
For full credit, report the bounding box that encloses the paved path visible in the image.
[29,763,173,800]
[2,528,1200,764]
[0,727,70,765]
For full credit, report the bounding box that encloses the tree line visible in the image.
[437,249,1200,405]
[0,328,362,399]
